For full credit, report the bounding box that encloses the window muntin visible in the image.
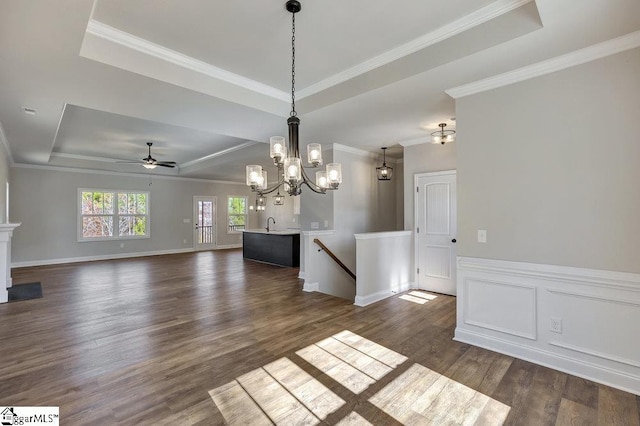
[227,196,247,232]
[79,190,149,241]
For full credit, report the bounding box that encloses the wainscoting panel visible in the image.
[463,278,536,340]
[455,257,640,396]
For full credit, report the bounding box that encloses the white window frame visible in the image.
[78,188,151,242]
[227,195,248,234]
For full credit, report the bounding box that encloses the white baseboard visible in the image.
[298,271,306,279]
[12,248,195,268]
[455,328,640,396]
[215,244,242,250]
[303,281,319,292]
[354,282,411,307]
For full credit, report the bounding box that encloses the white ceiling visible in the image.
[1,0,639,182]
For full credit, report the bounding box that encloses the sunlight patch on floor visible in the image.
[296,330,408,394]
[399,291,438,305]
[209,330,510,425]
[331,330,408,368]
[369,363,510,425]
[209,356,344,424]
[334,411,373,425]
[296,344,376,394]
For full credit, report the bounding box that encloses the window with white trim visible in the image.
[79,189,150,241]
[227,196,247,232]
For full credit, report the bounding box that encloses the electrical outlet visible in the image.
[478,230,487,243]
[550,317,562,333]
[310,222,319,229]
[183,239,187,244]
[120,243,124,248]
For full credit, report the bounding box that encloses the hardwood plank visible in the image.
[597,385,640,426]
[562,375,600,410]
[3,249,638,426]
[555,398,597,426]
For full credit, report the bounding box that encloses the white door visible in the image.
[415,171,457,295]
[194,196,216,251]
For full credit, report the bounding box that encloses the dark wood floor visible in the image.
[3,249,639,425]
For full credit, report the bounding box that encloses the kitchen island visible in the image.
[242,229,300,267]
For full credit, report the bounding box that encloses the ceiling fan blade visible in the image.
[119,144,177,168]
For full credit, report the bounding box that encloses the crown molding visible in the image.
[331,143,404,163]
[86,20,290,102]
[50,152,122,163]
[446,30,640,99]
[332,143,378,160]
[11,162,244,185]
[86,1,530,104]
[296,0,533,99]
[48,103,67,163]
[180,141,259,169]
[399,137,431,147]
[0,121,14,165]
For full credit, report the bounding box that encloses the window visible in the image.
[227,196,247,232]
[79,189,149,241]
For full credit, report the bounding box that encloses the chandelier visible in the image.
[246,0,341,197]
[431,123,456,144]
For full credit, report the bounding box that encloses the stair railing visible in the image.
[313,238,356,281]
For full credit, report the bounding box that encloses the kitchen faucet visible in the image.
[266,217,276,232]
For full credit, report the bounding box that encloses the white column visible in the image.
[0,223,21,303]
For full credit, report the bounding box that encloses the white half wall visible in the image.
[354,231,412,306]
[456,256,640,396]
[302,230,355,300]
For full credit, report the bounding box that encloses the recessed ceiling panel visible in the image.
[52,104,254,164]
[92,0,497,91]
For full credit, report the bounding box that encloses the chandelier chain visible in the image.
[290,11,297,116]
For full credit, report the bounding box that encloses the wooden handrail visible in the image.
[313,238,356,281]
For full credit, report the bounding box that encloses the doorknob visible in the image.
[451,238,457,243]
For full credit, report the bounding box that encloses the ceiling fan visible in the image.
[120,142,177,169]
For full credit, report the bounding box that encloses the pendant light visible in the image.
[376,147,393,181]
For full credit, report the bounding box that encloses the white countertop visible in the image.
[242,229,301,235]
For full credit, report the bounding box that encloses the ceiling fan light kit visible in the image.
[120,142,178,169]
[246,0,341,198]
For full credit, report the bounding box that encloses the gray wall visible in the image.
[300,149,334,231]
[10,166,258,264]
[394,161,404,230]
[0,144,9,223]
[456,47,640,273]
[256,191,300,230]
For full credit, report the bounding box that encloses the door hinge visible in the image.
[416,186,419,192]
[417,227,419,233]
[417,268,420,274]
